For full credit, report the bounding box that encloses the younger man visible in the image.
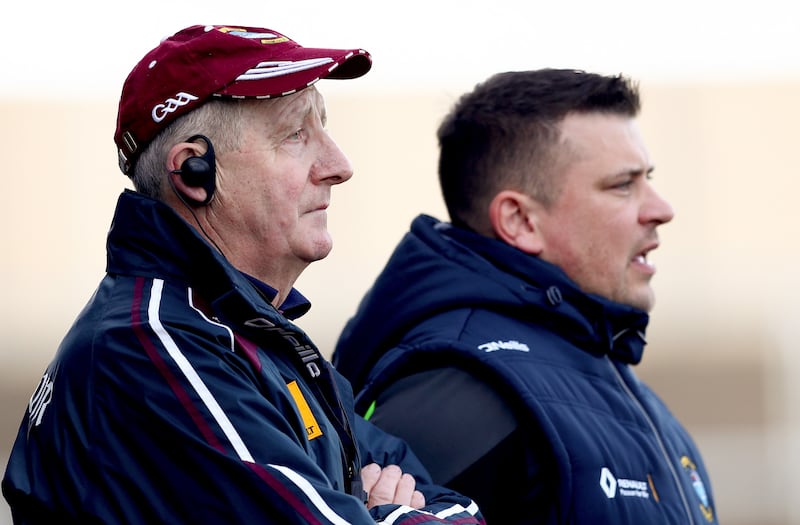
[334,69,717,524]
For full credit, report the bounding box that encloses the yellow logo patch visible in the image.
[286,381,323,440]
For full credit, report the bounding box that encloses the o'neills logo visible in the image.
[478,340,530,352]
[599,467,653,499]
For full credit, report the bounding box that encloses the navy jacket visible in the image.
[334,214,717,524]
[2,192,483,525]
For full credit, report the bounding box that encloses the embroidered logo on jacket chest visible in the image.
[478,340,530,352]
[681,455,714,522]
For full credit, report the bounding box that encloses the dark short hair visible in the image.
[437,68,640,231]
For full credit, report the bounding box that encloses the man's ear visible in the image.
[166,141,210,206]
[488,190,545,255]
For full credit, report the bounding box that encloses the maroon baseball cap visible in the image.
[114,24,372,175]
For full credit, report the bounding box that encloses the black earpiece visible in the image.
[171,134,216,206]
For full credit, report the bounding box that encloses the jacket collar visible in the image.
[106,190,311,326]
[434,217,649,364]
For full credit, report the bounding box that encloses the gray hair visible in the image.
[129,98,259,199]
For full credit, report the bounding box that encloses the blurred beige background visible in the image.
[3,81,799,525]
[3,0,800,523]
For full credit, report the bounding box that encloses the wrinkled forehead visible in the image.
[219,87,328,148]
[259,86,326,127]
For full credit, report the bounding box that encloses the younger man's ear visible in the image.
[488,190,545,255]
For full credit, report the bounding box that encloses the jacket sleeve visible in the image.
[353,415,485,524]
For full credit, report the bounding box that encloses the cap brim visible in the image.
[218,47,371,98]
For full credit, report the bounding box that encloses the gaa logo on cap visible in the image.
[152,92,199,124]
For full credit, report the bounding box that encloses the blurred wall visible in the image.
[2,81,798,524]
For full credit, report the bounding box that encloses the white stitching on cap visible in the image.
[236,58,334,81]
